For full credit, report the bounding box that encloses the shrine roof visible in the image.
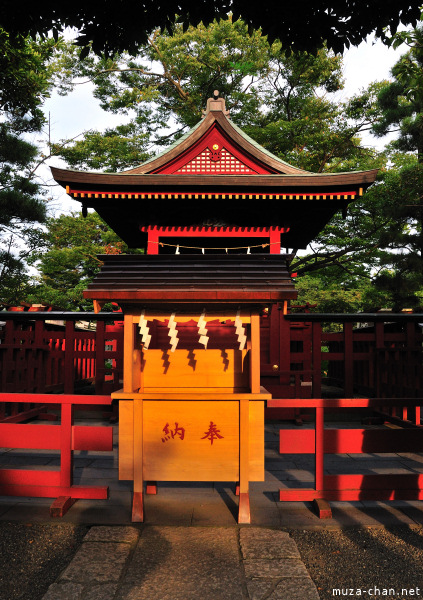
[50,92,377,186]
[84,254,297,306]
[50,93,378,249]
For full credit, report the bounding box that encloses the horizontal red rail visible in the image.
[279,428,423,454]
[0,484,108,499]
[0,424,112,451]
[268,397,423,408]
[0,394,112,405]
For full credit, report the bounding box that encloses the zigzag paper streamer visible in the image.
[167,313,179,352]
[197,310,209,348]
[235,310,247,350]
[138,310,151,349]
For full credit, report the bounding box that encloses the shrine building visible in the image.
[51,93,378,523]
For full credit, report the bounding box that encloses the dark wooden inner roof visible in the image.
[84,254,297,306]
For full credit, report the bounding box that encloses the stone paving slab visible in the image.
[241,527,320,600]
[41,525,316,600]
[60,542,132,583]
[247,578,320,600]
[244,558,310,578]
[43,582,119,600]
[121,526,245,599]
[83,525,140,543]
[240,528,300,558]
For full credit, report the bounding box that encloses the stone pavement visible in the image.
[41,525,320,600]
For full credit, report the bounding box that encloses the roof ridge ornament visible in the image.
[203,90,230,118]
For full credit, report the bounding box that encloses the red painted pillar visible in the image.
[95,321,106,394]
[269,228,281,254]
[147,228,159,254]
[279,304,291,389]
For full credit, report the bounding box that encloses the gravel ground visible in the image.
[291,526,423,600]
[0,522,88,600]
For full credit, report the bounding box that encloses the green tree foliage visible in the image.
[27,212,139,310]
[0,30,65,304]
[290,18,423,312]
[0,29,60,227]
[364,23,423,309]
[294,272,388,314]
[0,0,421,56]
[53,18,381,174]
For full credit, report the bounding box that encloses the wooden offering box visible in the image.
[113,310,270,524]
[86,254,295,523]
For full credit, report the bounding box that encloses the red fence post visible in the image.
[60,402,73,488]
[343,322,354,397]
[64,321,75,394]
[312,322,322,397]
[95,320,106,394]
[279,307,291,388]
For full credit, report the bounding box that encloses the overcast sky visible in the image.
[40,34,407,215]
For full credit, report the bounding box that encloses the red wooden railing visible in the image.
[0,310,422,516]
[0,393,113,514]
[2,310,422,419]
[0,312,123,422]
[271,397,423,516]
[275,312,423,400]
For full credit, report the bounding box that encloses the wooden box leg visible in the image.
[146,481,158,495]
[132,398,144,522]
[238,493,250,524]
[238,398,251,523]
[132,491,144,522]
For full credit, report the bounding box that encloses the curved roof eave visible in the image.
[50,166,379,189]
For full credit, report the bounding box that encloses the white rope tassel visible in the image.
[167,313,179,352]
[197,310,209,348]
[138,310,151,349]
[235,309,247,350]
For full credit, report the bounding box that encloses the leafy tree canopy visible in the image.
[0,0,421,56]
[48,18,397,309]
[52,18,382,174]
[26,212,141,310]
[0,30,63,228]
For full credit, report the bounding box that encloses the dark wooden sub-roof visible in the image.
[84,254,297,306]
